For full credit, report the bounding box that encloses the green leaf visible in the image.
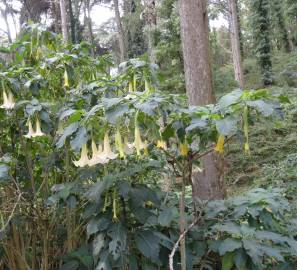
[222,252,234,270]
[0,164,10,181]
[219,239,242,256]
[247,100,276,117]
[135,230,160,262]
[219,89,243,109]
[105,103,129,124]
[108,223,126,261]
[60,260,79,270]
[85,180,113,202]
[70,127,88,151]
[59,109,77,121]
[215,116,238,136]
[128,254,138,270]
[95,250,111,270]
[186,118,207,132]
[234,248,247,269]
[102,97,122,109]
[158,207,174,227]
[93,234,105,257]
[56,122,79,148]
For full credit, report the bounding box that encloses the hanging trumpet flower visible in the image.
[64,68,69,87]
[24,120,35,138]
[0,90,15,110]
[102,131,118,160]
[243,106,251,156]
[124,136,134,155]
[133,73,137,91]
[157,140,167,150]
[134,121,147,156]
[112,189,119,222]
[115,129,125,158]
[34,118,45,137]
[179,140,189,156]
[214,134,225,154]
[128,81,133,92]
[73,144,90,167]
[88,140,109,166]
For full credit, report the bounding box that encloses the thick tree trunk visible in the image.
[113,0,126,62]
[228,0,245,89]
[60,0,69,43]
[179,0,225,200]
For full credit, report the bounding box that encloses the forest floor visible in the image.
[222,52,297,204]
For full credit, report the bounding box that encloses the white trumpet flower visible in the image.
[33,118,45,137]
[0,90,15,110]
[124,136,134,155]
[134,124,147,156]
[102,132,118,160]
[24,120,35,138]
[73,144,89,167]
[88,140,108,166]
[115,130,125,158]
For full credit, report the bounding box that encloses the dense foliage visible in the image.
[0,25,296,270]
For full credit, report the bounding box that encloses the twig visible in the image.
[0,192,22,234]
[169,210,203,270]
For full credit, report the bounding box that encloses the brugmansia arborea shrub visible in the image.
[0,25,296,270]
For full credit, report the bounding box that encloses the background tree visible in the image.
[270,0,291,53]
[251,0,273,85]
[60,0,69,42]
[179,0,224,202]
[113,0,126,62]
[228,0,245,89]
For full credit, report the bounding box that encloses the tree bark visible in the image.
[145,0,157,63]
[113,0,126,62]
[228,0,245,89]
[1,0,12,43]
[68,0,76,43]
[84,0,95,56]
[179,0,225,200]
[60,0,69,43]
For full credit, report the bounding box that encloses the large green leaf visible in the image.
[218,89,243,110]
[0,164,10,181]
[56,122,79,148]
[222,252,234,270]
[215,116,238,136]
[107,223,126,261]
[219,239,242,256]
[134,230,160,262]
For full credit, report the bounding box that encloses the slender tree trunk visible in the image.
[179,0,225,200]
[68,0,76,43]
[228,0,245,89]
[84,0,95,56]
[113,0,126,62]
[145,0,157,63]
[1,2,12,43]
[73,0,80,42]
[60,0,69,43]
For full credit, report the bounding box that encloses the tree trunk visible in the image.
[68,0,76,43]
[179,0,225,200]
[113,0,126,62]
[145,0,157,63]
[228,0,245,89]
[1,1,12,43]
[84,0,95,56]
[60,0,69,43]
